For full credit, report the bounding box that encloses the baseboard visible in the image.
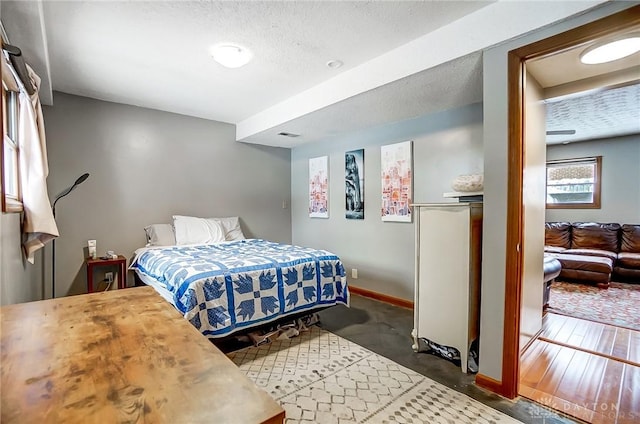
[348,285,414,310]
[475,374,504,396]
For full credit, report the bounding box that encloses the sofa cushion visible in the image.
[621,224,640,253]
[560,269,611,286]
[547,253,613,274]
[617,252,640,269]
[545,222,572,248]
[562,248,618,262]
[571,222,621,252]
[613,267,640,282]
[544,245,567,254]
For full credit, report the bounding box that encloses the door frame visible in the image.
[483,5,640,399]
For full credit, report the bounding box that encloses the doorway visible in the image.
[501,4,640,420]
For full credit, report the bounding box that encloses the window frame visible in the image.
[2,79,23,213]
[545,156,602,210]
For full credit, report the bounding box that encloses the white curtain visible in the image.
[15,63,59,263]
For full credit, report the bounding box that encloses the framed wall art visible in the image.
[309,156,329,218]
[345,149,364,219]
[381,141,413,222]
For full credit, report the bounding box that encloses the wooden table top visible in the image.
[85,255,127,265]
[0,287,284,424]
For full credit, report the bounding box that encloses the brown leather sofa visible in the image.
[544,222,640,287]
[543,255,562,307]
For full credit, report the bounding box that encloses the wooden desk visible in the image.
[85,255,128,292]
[0,287,285,424]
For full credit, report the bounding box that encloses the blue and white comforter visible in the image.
[132,239,349,337]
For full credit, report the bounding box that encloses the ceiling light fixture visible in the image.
[210,43,253,68]
[580,34,640,64]
[326,59,343,69]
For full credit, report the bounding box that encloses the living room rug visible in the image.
[548,281,640,331]
[227,326,522,423]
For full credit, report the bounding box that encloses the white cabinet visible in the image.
[411,203,482,373]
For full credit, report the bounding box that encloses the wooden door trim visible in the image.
[498,50,526,400]
[497,5,640,399]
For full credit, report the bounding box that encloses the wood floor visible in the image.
[520,313,640,424]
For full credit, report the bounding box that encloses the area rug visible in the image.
[548,281,640,331]
[227,326,522,423]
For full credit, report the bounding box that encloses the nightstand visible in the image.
[85,255,127,293]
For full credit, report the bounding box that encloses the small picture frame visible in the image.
[381,141,413,222]
[309,156,329,218]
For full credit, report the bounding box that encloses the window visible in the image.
[546,156,601,209]
[2,80,22,212]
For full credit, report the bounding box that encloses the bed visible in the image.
[131,237,349,338]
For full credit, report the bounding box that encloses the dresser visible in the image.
[411,202,483,373]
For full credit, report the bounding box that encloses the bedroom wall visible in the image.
[480,1,632,383]
[291,102,483,301]
[546,134,640,224]
[0,213,44,305]
[42,92,291,298]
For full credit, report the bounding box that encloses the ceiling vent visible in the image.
[278,132,300,138]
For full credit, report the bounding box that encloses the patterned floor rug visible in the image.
[227,326,522,423]
[548,281,640,331]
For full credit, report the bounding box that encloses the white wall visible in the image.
[480,1,633,381]
[291,102,483,301]
[42,93,291,298]
[520,72,546,349]
[546,135,640,224]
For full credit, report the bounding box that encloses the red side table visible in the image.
[85,255,127,293]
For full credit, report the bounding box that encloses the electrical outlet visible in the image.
[282,200,288,209]
[105,272,114,283]
[351,268,358,279]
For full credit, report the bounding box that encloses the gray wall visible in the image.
[0,213,44,305]
[546,135,640,224]
[291,103,483,301]
[43,92,291,298]
[480,1,632,381]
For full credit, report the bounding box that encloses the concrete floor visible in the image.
[316,294,579,424]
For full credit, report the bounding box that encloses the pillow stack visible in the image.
[144,216,245,246]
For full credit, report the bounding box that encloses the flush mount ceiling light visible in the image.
[210,44,253,68]
[580,34,640,64]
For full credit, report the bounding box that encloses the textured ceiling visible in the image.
[241,52,483,148]
[527,23,640,145]
[545,82,640,144]
[3,0,624,148]
[41,0,491,124]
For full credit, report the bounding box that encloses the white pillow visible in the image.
[173,215,226,245]
[144,224,176,246]
[214,217,246,241]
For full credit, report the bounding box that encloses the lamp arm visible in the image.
[52,173,90,211]
[50,172,89,299]
[52,176,87,212]
[52,188,75,217]
[52,188,72,209]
